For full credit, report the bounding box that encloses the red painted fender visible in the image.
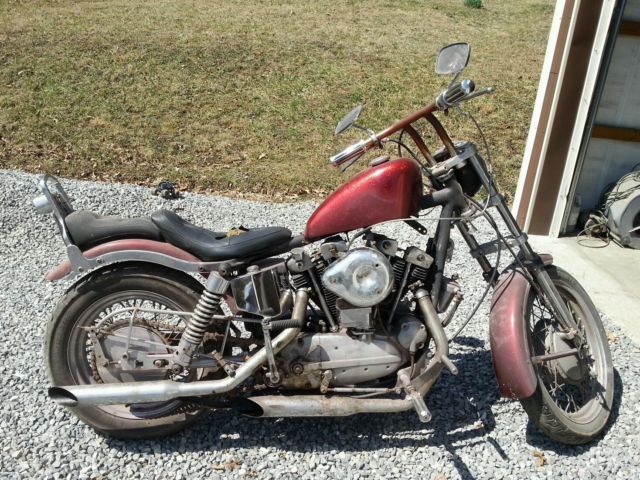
[489,256,552,399]
[45,239,202,282]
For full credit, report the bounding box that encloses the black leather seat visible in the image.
[65,210,163,249]
[150,209,292,261]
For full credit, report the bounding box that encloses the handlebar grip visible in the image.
[329,139,368,166]
[436,79,475,109]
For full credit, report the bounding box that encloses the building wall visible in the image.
[526,1,604,234]
[571,0,640,217]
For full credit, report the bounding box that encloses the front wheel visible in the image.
[45,264,208,439]
[520,266,614,444]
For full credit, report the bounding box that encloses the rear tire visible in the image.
[45,263,206,439]
[520,266,614,445]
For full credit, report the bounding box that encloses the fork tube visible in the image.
[468,154,580,335]
[431,203,454,303]
[456,222,494,281]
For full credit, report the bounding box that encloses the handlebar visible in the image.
[436,79,475,109]
[329,139,368,167]
[330,79,492,167]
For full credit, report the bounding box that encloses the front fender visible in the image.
[489,258,551,399]
[46,239,203,282]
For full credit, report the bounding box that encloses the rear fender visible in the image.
[489,255,553,399]
[46,239,220,282]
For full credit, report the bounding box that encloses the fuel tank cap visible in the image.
[369,155,390,167]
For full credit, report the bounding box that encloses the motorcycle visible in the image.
[35,43,613,444]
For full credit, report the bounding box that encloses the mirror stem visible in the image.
[352,124,382,148]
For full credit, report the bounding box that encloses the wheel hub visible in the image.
[91,319,172,384]
[545,332,587,384]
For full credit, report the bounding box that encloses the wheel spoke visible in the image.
[528,293,600,415]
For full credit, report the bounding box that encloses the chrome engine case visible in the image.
[277,331,406,389]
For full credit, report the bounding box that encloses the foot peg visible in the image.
[407,387,432,423]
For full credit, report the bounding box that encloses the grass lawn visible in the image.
[0,0,553,200]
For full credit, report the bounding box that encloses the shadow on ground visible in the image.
[102,334,624,479]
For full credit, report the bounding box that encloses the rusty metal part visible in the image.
[49,326,301,407]
[402,124,436,166]
[49,290,310,407]
[531,348,580,365]
[424,113,457,157]
[330,102,456,167]
[236,292,452,422]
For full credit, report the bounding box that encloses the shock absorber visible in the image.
[173,274,229,368]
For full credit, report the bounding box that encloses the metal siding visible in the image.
[625,0,640,21]
[572,4,640,214]
[574,139,640,210]
[594,36,640,127]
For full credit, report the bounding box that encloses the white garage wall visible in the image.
[572,2,640,215]
[574,138,640,210]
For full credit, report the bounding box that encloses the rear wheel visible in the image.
[46,264,208,439]
[520,266,614,444]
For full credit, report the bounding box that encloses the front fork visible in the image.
[464,153,582,341]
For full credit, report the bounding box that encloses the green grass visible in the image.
[0,0,553,200]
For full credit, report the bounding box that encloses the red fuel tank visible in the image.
[305,158,423,241]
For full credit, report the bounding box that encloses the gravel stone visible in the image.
[1,169,639,479]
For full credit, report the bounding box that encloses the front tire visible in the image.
[46,264,206,439]
[520,266,614,445]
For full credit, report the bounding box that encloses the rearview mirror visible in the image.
[435,43,470,75]
[335,104,364,135]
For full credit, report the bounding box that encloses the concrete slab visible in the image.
[529,235,640,343]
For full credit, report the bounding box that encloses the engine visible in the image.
[286,235,436,328]
[270,235,437,389]
[230,234,458,391]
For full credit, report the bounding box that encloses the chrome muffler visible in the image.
[49,327,300,407]
[235,395,414,418]
[234,375,439,419]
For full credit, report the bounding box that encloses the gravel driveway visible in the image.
[1,169,639,479]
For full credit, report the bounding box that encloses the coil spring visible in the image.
[311,259,338,319]
[182,289,223,345]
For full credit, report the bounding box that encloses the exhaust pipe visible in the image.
[236,395,414,417]
[234,289,452,420]
[50,288,453,421]
[235,374,439,418]
[49,326,300,407]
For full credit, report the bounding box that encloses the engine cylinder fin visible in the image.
[312,258,338,319]
[291,272,311,291]
[393,258,407,287]
[410,265,429,284]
